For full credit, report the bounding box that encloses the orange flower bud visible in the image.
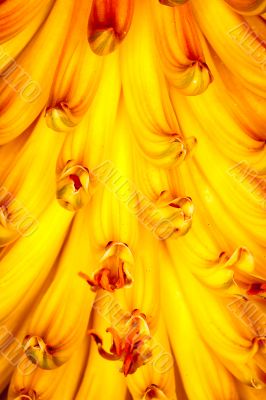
[88,0,134,55]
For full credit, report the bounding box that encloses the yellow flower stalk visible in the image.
[126,314,177,399]
[46,0,103,132]
[192,0,266,96]
[153,1,213,95]
[0,202,72,327]
[23,209,94,369]
[0,0,265,399]
[109,228,160,329]
[75,301,128,399]
[0,0,75,143]
[0,117,64,248]
[161,250,240,400]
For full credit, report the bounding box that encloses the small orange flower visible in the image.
[89,309,152,376]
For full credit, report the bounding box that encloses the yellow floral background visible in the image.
[0,0,266,399]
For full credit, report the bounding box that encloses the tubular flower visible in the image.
[0,0,265,399]
[152,190,194,239]
[153,1,213,96]
[79,241,134,292]
[56,160,91,212]
[89,309,152,376]
[45,103,78,133]
[88,0,134,56]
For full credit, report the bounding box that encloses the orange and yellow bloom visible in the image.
[0,0,266,399]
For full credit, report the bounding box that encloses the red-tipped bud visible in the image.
[88,0,134,55]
